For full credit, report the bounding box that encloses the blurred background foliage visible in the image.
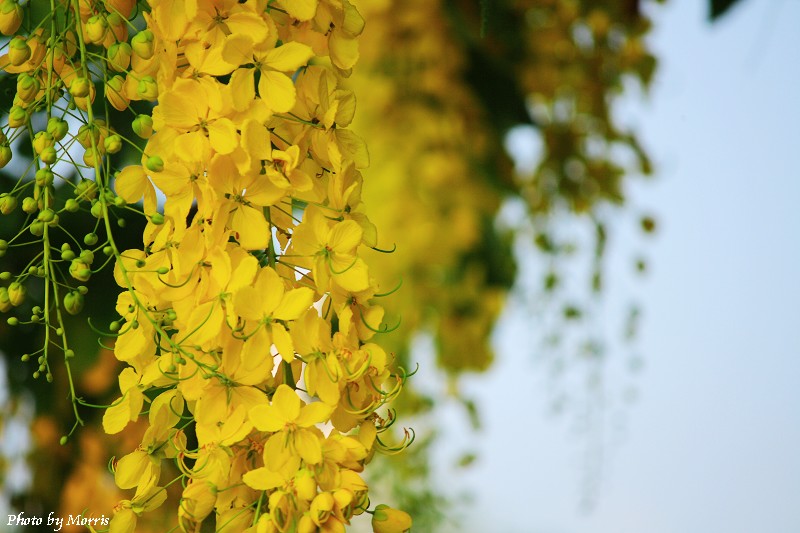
[0,0,746,531]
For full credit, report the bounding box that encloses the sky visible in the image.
[426,1,800,532]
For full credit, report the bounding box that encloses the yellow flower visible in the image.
[151,78,238,163]
[249,384,332,471]
[234,265,314,362]
[102,368,145,434]
[290,206,370,293]
[222,37,315,113]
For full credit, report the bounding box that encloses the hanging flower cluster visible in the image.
[0,0,411,531]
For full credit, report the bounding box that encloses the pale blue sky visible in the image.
[427,1,800,532]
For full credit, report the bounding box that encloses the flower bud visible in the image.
[106,75,129,111]
[136,75,158,101]
[47,117,69,141]
[0,0,23,36]
[70,76,92,98]
[80,249,95,265]
[132,114,153,139]
[7,281,26,306]
[85,15,108,44]
[32,131,55,155]
[0,146,11,169]
[104,134,123,154]
[76,179,98,201]
[35,168,54,187]
[8,36,31,66]
[22,196,38,213]
[39,146,57,165]
[0,193,17,214]
[29,220,44,236]
[37,208,55,223]
[65,198,80,212]
[8,105,26,128]
[131,30,155,59]
[145,155,163,172]
[371,505,412,533]
[64,290,85,315]
[107,42,132,72]
[0,287,11,312]
[73,83,96,111]
[90,200,104,218]
[83,146,100,167]
[69,259,92,281]
[16,73,40,103]
[76,123,100,149]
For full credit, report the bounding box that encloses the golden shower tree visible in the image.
[0,0,675,531]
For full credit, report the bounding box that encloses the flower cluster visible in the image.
[1,0,411,531]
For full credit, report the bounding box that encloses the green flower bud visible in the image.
[131,30,155,59]
[35,168,54,187]
[69,259,92,281]
[0,287,11,312]
[83,146,100,167]
[0,146,11,169]
[8,105,27,128]
[29,220,44,236]
[70,77,92,98]
[132,114,154,139]
[104,134,123,154]
[64,291,85,315]
[107,42,132,72]
[75,179,98,201]
[32,131,55,155]
[84,232,98,246]
[145,155,164,172]
[0,193,17,215]
[22,196,38,213]
[47,117,69,141]
[37,208,55,222]
[7,281,25,306]
[79,249,95,265]
[136,75,158,101]
[150,212,165,225]
[8,36,31,66]
[61,249,75,261]
[90,201,104,219]
[85,15,108,44]
[39,146,57,165]
[65,198,80,212]
[16,73,40,103]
